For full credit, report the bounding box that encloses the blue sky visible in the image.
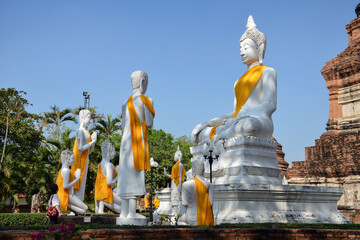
[1,1,358,166]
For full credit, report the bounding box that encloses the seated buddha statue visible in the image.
[191,15,277,145]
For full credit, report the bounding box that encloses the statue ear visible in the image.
[258,43,265,64]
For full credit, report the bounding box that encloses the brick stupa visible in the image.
[286,4,360,223]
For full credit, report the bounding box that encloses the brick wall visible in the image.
[2,228,360,240]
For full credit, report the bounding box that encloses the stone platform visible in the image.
[213,184,350,224]
[60,214,118,225]
[191,136,282,185]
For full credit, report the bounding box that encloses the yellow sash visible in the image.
[194,178,214,225]
[71,130,91,191]
[94,164,117,204]
[56,169,75,212]
[171,162,186,186]
[210,124,222,140]
[233,65,267,117]
[128,95,155,172]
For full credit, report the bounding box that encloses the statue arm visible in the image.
[191,113,234,142]
[62,168,80,190]
[76,129,96,153]
[121,101,127,131]
[181,181,195,208]
[164,168,171,178]
[105,163,117,186]
[144,97,154,128]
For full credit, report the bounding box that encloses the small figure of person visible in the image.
[47,184,62,224]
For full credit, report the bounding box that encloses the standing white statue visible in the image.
[95,142,121,214]
[70,109,97,201]
[178,160,214,226]
[191,15,276,145]
[56,150,88,215]
[117,70,155,225]
[164,146,185,215]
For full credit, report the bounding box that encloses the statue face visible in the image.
[83,114,91,127]
[140,78,148,94]
[240,38,259,65]
[109,145,116,160]
[174,152,182,162]
[68,154,75,166]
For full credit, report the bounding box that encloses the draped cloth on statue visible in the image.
[71,131,91,191]
[94,164,117,204]
[171,162,185,186]
[128,95,155,172]
[194,178,214,226]
[56,170,75,212]
[209,65,267,140]
[233,64,267,117]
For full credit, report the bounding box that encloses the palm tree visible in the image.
[44,105,77,141]
[95,114,122,142]
[46,128,75,165]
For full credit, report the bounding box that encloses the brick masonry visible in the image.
[2,228,360,240]
[285,7,360,223]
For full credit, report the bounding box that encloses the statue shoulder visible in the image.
[263,67,277,78]
[61,167,70,176]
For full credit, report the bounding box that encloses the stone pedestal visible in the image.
[213,184,350,224]
[116,217,147,226]
[153,188,172,222]
[191,136,282,185]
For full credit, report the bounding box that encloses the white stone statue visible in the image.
[191,15,276,145]
[56,150,88,215]
[178,160,214,226]
[117,70,155,226]
[189,15,280,185]
[164,146,185,215]
[70,109,97,201]
[95,142,121,214]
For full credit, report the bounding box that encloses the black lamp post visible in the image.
[203,143,220,183]
[83,91,90,109]
[149,158,158,222]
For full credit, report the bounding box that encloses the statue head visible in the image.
[240,15,266,64]
[174,146,182,162]
[131,70,148,94]
[101,141,115,160]
[79,109,91,127]
[61,150,75,166]
[192,160,204,178]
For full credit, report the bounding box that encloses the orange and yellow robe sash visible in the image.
[194,178,214,226]
[71,130,91,191]
[127,95,155,172]
[56,170,75,212]
[94,164,117,204]
[171,162,186,186]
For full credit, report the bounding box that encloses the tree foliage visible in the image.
[0,88,195,212]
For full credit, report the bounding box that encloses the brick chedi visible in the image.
[286,5,360,223]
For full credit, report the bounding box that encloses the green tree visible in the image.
[145,129,194,192]
[0,88,29,172]
[46,128,75,167]
[44,105,77,141]
[0,88,44,211]
[95,114,121,142]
